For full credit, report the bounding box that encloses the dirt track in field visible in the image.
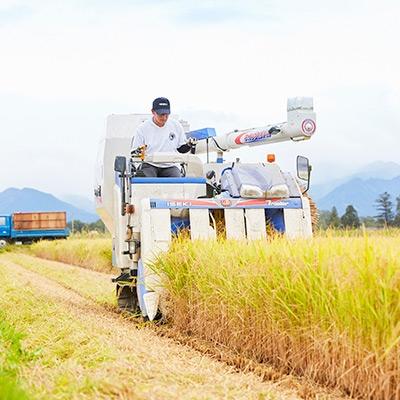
[0,253,348,400]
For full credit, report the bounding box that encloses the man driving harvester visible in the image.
[131,97,196,177]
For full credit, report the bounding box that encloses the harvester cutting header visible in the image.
[95,97,316,320]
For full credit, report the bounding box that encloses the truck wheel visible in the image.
[116,284,139,313]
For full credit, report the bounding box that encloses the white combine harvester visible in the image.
[95,97,316,320]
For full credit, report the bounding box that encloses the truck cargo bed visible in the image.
[13,212,67,231]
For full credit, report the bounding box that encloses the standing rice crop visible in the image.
[153,230,400,399]
[29,236,114,273]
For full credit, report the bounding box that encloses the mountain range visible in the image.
[314,176,400,216]
[59,194,96,214]
[310,161,400,216]
[0,188,98,223]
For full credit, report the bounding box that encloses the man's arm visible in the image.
[131,128,144,151]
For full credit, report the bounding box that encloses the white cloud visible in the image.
[0,0,399,197]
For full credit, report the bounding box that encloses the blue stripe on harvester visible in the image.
[131,177,206,184]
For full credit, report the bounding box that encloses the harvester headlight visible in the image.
[266,184,290,199]
[240,184,264,199]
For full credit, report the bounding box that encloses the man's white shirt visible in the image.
[131,118,186,168]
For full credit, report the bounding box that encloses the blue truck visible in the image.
[0,212,69,244]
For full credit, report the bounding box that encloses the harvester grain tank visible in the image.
[95,97,316,320]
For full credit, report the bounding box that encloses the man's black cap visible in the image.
[152,97,171,114]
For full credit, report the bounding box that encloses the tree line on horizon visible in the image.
[319,191,400,229]
[67,219,106,234]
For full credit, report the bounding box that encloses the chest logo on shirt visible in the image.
[169,132,175,141]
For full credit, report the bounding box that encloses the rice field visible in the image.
[15,229,400,398]
[29,235,115,273]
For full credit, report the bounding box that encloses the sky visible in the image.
[0,0,399,198]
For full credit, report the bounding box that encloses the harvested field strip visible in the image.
[153,234,400,400]
[5,252,115,307]
[0,255,301,400]
[0,314,30,400]
[0,262,117,399]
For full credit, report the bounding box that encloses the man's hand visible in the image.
[131,147,141,156]
[187,137,198,147]
[131,145,147,161]
[177,139,197,154]
[131,145,147,158]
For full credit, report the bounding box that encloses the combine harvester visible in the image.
[95,97,316,320]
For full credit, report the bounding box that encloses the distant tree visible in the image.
[394,195,400,227]
[327,206,341,228]
[341,205,360,228]
[67,220,86,233]
[375,192,394,226]
[360,216,379,228]
[88,219,107,233]
[67,219,107,234]
[318,210,332,230]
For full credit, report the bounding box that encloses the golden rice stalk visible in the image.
[304,193,319,232]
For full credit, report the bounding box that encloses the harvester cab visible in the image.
[95,98,316,320]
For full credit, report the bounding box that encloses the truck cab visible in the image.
[0,215,11,240]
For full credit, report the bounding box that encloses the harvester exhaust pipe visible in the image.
[114,156,127,216]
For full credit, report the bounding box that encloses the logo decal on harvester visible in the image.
[167,201,193,207]
[234,130,271,145]
[220,199,232,207]
[301,119,316,136]
[169,132,175,141]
